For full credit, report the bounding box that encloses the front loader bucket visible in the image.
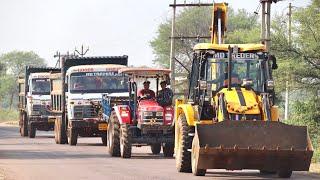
[193,121,313,172]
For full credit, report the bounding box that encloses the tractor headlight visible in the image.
[156,111,163,116]
[144,111,153,117]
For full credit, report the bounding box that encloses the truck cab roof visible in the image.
[66,64,127,75]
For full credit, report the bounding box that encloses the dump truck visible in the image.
[105,68,174,158]
[174,3,313,178]
[18,66,61,138]
[50,56,128,145]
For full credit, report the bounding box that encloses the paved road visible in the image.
[0,124,319,180]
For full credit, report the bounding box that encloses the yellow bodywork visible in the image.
[194,43,265,52]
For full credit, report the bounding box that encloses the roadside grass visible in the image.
[0,109,19,123]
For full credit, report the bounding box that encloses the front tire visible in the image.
[20,112,28,137]
[151,143,161,155]
[107,112,120,157]
[68,128,78,146]
[191,133,206,176]
[120,124,132,158]
[28,123,36,138]
[175,114,193,173]
[54,118,67,144]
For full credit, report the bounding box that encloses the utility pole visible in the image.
[74,45,89,57]
[285,3,292,120]
[169,0,176,95]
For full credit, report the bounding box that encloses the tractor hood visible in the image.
[138,99,163,111]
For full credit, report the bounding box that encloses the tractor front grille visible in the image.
[143,111,163,124]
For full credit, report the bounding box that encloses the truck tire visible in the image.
[101,132,107,146]
[107,111,120,157]
[68,128,78,146]
[120,124,132,158]
[20,112,28,137]
[176,113,193,173]
[28,123,36,138]
[54,118,67,144]
[277,170,292,178]
[151,143,161,154]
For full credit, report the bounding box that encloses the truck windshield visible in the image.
[209,58,264,92]
[70,71,128,93]
[32,78,50,95]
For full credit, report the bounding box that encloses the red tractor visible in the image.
[104,68,174,158]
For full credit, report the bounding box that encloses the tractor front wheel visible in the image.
[162,143,174,157]
[151,143,161,155]
[120,124,132,158]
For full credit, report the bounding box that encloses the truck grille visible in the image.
[32,105,50,116]
[73,105,97,119]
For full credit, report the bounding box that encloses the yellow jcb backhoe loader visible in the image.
[174,3,313,178]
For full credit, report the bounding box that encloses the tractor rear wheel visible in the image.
[162,143,174,157]
[68,128,78,146]
[175,113,193,173]
[151,143,161,155]
[107,112,120,157]
[20,112,28,137]
[120,124,132,158]
[28,123,36,138]
[277,170,292,178]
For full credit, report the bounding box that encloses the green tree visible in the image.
[0,51,46,109]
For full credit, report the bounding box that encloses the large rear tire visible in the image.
[277,170,292,178]
[162,143,174,157]
[107,112,120,157]
[68,128,78,146]
[20,112,28,137]
[28,123,36,138]
[120,124,132,158]
[175,114,193,173]
[191,133,206,176]
[151,143,161,155]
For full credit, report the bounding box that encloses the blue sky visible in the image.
[0,0,310,67]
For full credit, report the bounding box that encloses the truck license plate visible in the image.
[98,123,108,131]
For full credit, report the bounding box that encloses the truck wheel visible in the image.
[68,128,78,146]
[28,123,36,138]
[151,143,161,154]
[277,170,292,178]
[120,124,132,158]
[20,112,28,137]
[191,133,206,176]
[107,112,120,157]
[101,132,107,146]
[55,118,67,144]
[176,113,193,173]
[162,143,174,157]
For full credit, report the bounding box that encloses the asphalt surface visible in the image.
[0,124,319,180]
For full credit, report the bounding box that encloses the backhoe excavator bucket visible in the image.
[193,121,313,172]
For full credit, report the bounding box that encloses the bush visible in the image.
[0,109,19,123]
[284,97,320,162]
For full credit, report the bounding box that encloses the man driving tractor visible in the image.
[138,80,155,99]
